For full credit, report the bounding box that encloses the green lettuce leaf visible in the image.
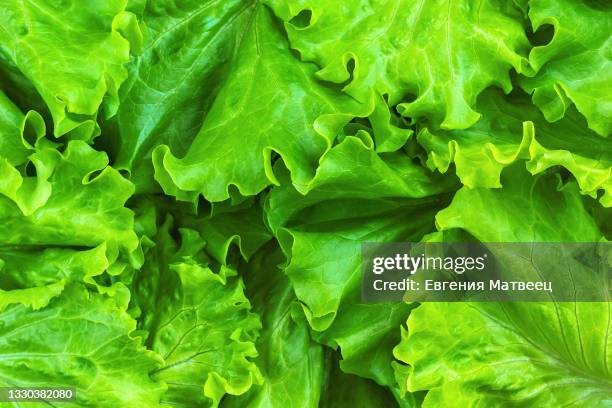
[319,352,398,408]
[435,164,601,242]
[399,299,612,407]
[0,0,139,139]
[585,197,612,240]
[1,82,137,310]
[131,212,207,339]
[149,262,262,407]
[133,217,261,407]
[0,141,140,261]
[1,1,609,406]
[0,245,109,311]
[0,139,140,309]
[177,199,272,265]
[394,166,609,406]
[0,59,49,123]
[153,4,366,203]
[312,296,417,387]
[266,0,529,129]
[0,284,164,407]
[267,137,455,331]
[0,90,45,166]
[266,136,455,385]
[520,0,612,136]
[418,89,612,206]
[223,243,325,408]
[106,0,250,192]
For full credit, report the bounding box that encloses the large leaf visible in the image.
[0,141,140,263]
[149,262,261,407]
[223,243,325,408]
[107,0,250,191]
[435,164,601,242]
[399,300,612,407]
[134,218,261,407]
[418,89,612,206]
[0,0,138,139]
[520,0,612,136]
[266,0,529,130]
[394,166,609,407]
[267,136,455,385]
[0,284,164,407]
[267,137,455,331]
[0,62,141,321]
[266,136,458,231]
[0,140,140,309]
[153,4,366,203]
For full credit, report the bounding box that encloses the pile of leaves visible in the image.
[0,0,610,406]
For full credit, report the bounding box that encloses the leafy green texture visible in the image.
[133,214,261,407]
[224,244,325,408]
[107,0,250,191]
[0,0,610,406]
[0,0,137,139]
[435,164,601,242]
[419,89,612,206]
[0,285,164,407]
[520,0,612,136]
[398,299,612,407]
[0,141,140,260]
[267,136,455,386]
[153,4,366,203]
[319,352,398,408]
[150,262,261,407]
[0,131,140,309]
[0,245,109,311]
[0,90,44,165]
[266,0,530,129]
[178,199,272,264]
[394,165,609,406]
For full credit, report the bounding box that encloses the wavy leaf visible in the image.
[153,4,366,202]
[0,244,109,311]
[419,89,612,206]
[267,137,455,385]
[395,166,609,407]
[105,0,250,192]
[0,141,140,262]
[0,284,164,407]
[224,244,325,408]
[0,0,139,139]
[266,0,529,129]
[520,0,612,136]
[134,218,261,407]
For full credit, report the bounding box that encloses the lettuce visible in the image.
[0,285,165,407]
[0,0,138,139]
[520,0,612,136]
[0,0,610,407]
[394,165,609,406]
